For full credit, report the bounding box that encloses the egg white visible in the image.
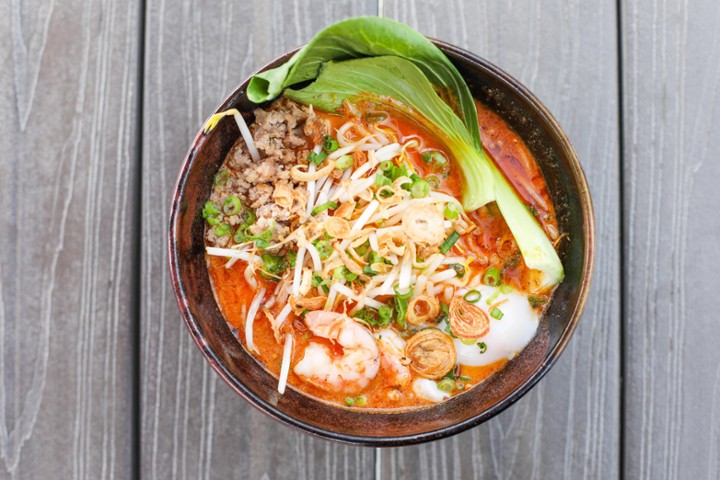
[448,285,539,367]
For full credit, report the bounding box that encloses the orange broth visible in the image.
[207,100,556,409]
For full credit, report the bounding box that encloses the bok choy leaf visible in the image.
[286,56,496,210]
[247,16,482,150]
[285,56,564,285]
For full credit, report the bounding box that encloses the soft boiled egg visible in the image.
[448,285,540,367]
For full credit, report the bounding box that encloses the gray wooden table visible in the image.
[2,0,719,478]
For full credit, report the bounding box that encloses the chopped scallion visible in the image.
[437,378,455,393]
[410,179,430,198]
[202,201,222,226]
[490,307,504,320]
[450,263,466,278]
[375,173,392,187]
[335,155,353,170]
[214,223,231,237]
[311,201,338,216]
[312,239,332,259]
[307,150,328,165]
[463,289,481,303]
[439,230,460,254]
[322,135,339,152]
[223,195,242,215]
[214,169,231,186]
[444,203,460,220]
[334,266,358,282]
[477,342,487,354]
[483,266,501,286]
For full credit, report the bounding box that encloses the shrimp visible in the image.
[376,328,411,388]
[294,311,380,393]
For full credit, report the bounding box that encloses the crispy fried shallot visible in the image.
[402,204,446,245]
[449,296,490,339]
[405,328,456,379]
[406,295,441,326]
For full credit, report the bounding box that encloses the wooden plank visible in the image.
[139,2,378,479]
[0,0,140,478]
[622,1,720,478]
[381,1,621,478]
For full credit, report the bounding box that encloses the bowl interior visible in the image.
[168,43,594,446]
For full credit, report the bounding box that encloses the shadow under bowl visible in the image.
[168,40,595,447]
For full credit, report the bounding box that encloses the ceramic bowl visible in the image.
[168,40,595,446]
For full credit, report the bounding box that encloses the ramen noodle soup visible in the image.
[201,95,563,409]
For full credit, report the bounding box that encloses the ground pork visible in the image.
[205,98,319,247]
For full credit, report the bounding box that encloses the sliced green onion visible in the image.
[287,250,297,268]
[388,164,409,181]
[203,202,221,217]
[394,296,409,328]
[313,239,332,259]
[312,274,330,293]
[354,395,367,407]
[223,195,242,215]
[214,169,231,186]
[250,226,274,249]
[444,203,460,220]
[490,307,504,320]
[312,201,338,216]
[410,179,430,198]
[377,305,393,326]
[485,289,500,306]
[375,173,392,187]
[426,175,440,189]
[499,283,513,294]
[450,263,466,278]
[421,150,447,166]
[335,154,353,170]
[214,223,231,237]
[355,241,369,256]
[307,150,328,165]
[363,265,378,276]
[322,135,339,152]
[463,289,481,303]
[368,251,386,265]
[460,338,476,345]
[393,285,414,300]
[483,266,501,286]
[379,160,393,171]
[437,378,456,393]
[261,253,287,277]
[344,397,355,406]
[202,201,222,226]
[477,342,487,354]
[439,230,460,254]
[334,266,358,282]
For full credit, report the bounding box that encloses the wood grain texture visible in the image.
[622,1,720,478]
[381,1,621,478]
[140,1,377,479]
[0,0,140,478]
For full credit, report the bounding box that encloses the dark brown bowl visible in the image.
[168,40,595,446]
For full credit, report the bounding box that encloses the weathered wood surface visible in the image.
[0,0,140,478]
[380,1,621,478]
[4,0,720,478]
[139,1,377,479]
[622,1,720,479]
